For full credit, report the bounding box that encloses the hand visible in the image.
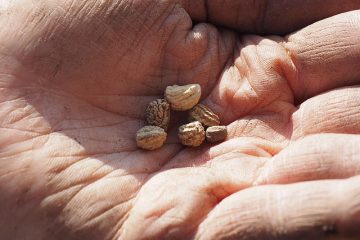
[1,1,360,239]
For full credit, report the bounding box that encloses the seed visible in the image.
[165,84,201,111]
[189,104,220,127]
[145,99,170,130]
[136,126,167,150]
[178,121,205,147]
[206,126,227,143]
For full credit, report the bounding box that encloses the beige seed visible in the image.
[165,84,201,111]
[178,121,205,147]
[206,126,227,143]
[136,126,167,150]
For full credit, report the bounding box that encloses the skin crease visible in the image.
[1,0,360,239]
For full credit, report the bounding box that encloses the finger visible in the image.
[119,166,257,239]
[196,176,360,240]
[204,10,360,126]
[284,10,360,101]
[256,134,360,185]
[257,87,360,185]
[183,0,360,34]
[292,86,360,139]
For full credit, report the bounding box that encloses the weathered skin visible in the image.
[1,1,360,239]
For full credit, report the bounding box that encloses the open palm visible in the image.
[1,1,360,239]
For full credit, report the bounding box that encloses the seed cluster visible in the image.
[136,84,227,150]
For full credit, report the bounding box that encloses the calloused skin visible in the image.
[1,0,360,239]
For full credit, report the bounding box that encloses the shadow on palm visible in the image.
[2,2,253,238]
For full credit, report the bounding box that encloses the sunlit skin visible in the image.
[1,1,360,239]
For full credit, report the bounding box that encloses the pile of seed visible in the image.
[136,84,227,150]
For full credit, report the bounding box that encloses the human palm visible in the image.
[1,1,360,239]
